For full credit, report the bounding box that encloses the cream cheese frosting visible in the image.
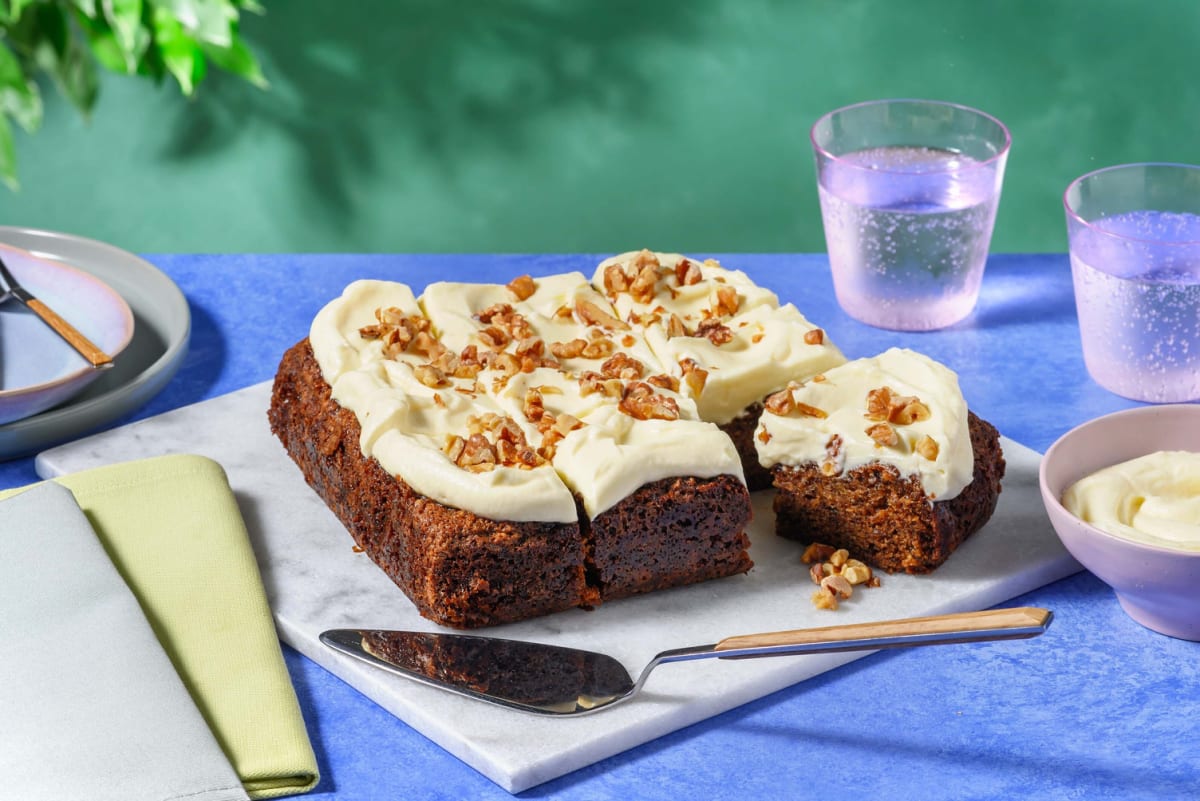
[1062,451,1200,552]
[592,250,847,424]
[308,270,751,522]
[755,348,975,501]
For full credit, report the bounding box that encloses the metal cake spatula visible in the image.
[321,606,1052,716]
[0,255,114,368]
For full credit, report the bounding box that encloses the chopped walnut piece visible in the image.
[580,337,615,359]
[892,397,932,425]
[678,358,709,397]
[629,263,660,304]
[757,428,771,444]
[697,318,734,346]
[714,285,739,317]
[413,364,450,388]
[444,434,466,463]
[631,249,660,270]
[666,313,690,339]
[506,274,536,301]
[647,373,680,392]
[821,574,853,600]
[795,402,828,419]
[812,587,840,611]
[601,351,645,380]
[675,257,702,286]
[866,386,932,426]
[550,338,587,359]
[916,435,940,461]
[764,388,795,416]
[751,332,765,344]
[602,264,629,296]
[866,422,899,447]
[523,388,546,422]
[579,371,624,398]
[477,325,510,351]
[800,543,837,564]
[575,298,630,330]
[619,382,680,421]
[841,560,873,586]
[803,328,825,345]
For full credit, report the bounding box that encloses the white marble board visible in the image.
[36,381,1081,793]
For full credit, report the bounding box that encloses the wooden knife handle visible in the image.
[714,607,1053,652]
[27,298,114,368]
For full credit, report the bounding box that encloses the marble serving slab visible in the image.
[36,381,1081,793]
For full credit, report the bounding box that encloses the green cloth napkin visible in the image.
[2,453,320,799]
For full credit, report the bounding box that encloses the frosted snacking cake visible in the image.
[270,265,771,628]
[756,348,1005,574]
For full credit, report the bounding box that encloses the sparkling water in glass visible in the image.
[1065,164,1200,403]
[812,100,1010,331]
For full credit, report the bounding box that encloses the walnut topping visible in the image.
[713,285,739,317]
[763,384,827,419]
[579,371,624,399]
[580,337,615,359]
[447,414,545,472]
[359,308,434,360]
[523,388,546,422]
[802,543,879,610]
[477,325,511,351]
[647,373,680,392]
[628,262,660,304]
[666,313,690,339]
[534,411,585,462]
[822,434,844,476]
[575,298,630,331]
[678,357,709,397]
[865,386,932,426]
[506,274,536,301]
[803,328,825,345]
[757,428,771,444]
[602,264,629,296]
[601,351,645,380]
[865,422,899,448]
[763,387,795,416]
[619,381,680,421]
[413,364,450,388]
[751,332,765,344]
[696,317,734,346]
[916,435,940,461]
[674,257,702,286]
[550,338,586,359]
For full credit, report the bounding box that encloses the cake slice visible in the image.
[755,348,1005,574]
[592,250,847,489]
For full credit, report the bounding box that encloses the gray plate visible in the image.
[0,227,189,460]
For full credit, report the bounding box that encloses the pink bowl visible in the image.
[1039,404,1200,641]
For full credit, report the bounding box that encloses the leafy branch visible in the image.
[0,0,267,189]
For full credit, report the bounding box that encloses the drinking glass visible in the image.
[811,99,1010,331]
[1064,162,1200,403]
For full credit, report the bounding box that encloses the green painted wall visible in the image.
[2,0,1197,254]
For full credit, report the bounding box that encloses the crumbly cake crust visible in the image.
[770,411,1005,574]
[269,338,754,628]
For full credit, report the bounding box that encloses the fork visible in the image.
[0,255,114,368]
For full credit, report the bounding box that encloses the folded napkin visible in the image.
[0,481,249,801]
[0,454,319,799]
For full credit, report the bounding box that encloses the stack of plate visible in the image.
[0,228,191,460]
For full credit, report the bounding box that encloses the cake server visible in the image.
[321,606,1052,717]
[0,255,114,368]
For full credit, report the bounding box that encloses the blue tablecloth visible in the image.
[2,253,1195,801]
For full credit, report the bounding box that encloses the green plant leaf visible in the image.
[58,35,100,115]
[151,5,203,94]
[155,0,236,47]
[201,32,266,88]
[0,40,42,133]
[3,0,38,24]
[0,113,17,190]
[101,0,146,71]
[71,0,98,17]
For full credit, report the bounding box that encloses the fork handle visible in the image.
[27,298,114,368]
[713,607,1052,655]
